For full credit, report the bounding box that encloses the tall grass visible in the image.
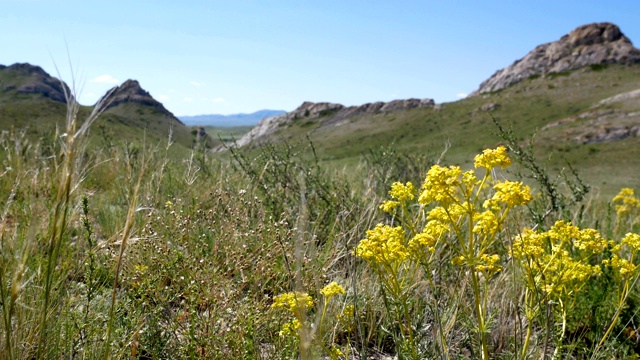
[0,91,639,359]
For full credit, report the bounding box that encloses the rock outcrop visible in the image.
[236,98,434,147]
[0,63,71,103]
[100,79,181,122]
[474,23,640,94]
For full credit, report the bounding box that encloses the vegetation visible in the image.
[1,65,640,359]
[261,64,640,197]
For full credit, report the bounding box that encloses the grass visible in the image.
[0,65,640,358]
[1,115,639,358]
[202,125,252,148]
[252,64,640,197]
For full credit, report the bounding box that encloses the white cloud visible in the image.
[213,97,225,103]
[189,81,203,87]
[456,93,468,99]
[91,74,120,84]
[184,97,194,103]
[157,94,170,101]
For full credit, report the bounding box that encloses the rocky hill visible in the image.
[473,22,640,94]
[101,79,180,121]
[236,98,434,147]
[0,63,71,103]
[0,62,199,148]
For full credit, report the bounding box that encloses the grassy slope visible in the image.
[259,64,640,196]
[100,103,197,149]
[0,96,199,156]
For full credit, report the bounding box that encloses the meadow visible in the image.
[1,93,640,360]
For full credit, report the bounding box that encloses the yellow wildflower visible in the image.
[134,264,148,273]
[612,188,640,216]
[328,345,344,359]
[605,254,638,277]
[575,228,608,254]
[462,169,479,189]
[487,181,532,208]
[337,304,355,329]
[474,146,512,171]
[379,200,400,213]
[512,228,545,259]
[473,210,500,236]
[279,318,302,337]
[622,233,640,252]
[427,206,450,222]
[272,292,314,313]
[452,255,466,266]
[419,165,461,205]
[475,253,501,273]
[354,224,408,265]
[514,221,604,298]
[388,181,415,202]
[548,220,580,242]
[321,282,346,299]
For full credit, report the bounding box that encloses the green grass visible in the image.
[1,120,638,358]
[250,64,640,197]
[1,64,640,359]
[202,125,252,146]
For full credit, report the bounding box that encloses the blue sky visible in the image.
[2,1,639,116]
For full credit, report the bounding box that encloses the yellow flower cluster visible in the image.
[389,181,415,202]
[320,281,346,300]
[380,182,416,213]
[279,318,302,337]
[473,210,500,236]
[271,291,314,313]
[474,146,512,171]
[452,253,501,273]
[328,346,344,359]
[623,232,640,251]
[612,188,640,216]
[419,165,462,205]
[484,181,533,209]
[354,224,408,265]
[512,221,604,297]
[605,233,640,278]
[359,147,534,274]
[272,284,347,354]
[475,253,502,273]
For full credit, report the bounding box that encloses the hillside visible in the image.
[99,79,199,148]
[0,64,200,149]
[234,23,640,196]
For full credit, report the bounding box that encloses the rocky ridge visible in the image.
[474,22,640,94]
[235,98,434,147]
[101,79,181,121]
[0,63,71,103]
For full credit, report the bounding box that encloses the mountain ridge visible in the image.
[235,98,435,147]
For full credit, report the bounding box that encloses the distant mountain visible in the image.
[179,110,287,127]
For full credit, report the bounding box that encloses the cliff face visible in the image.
[235,98,434,147]
[473,22,640,94]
